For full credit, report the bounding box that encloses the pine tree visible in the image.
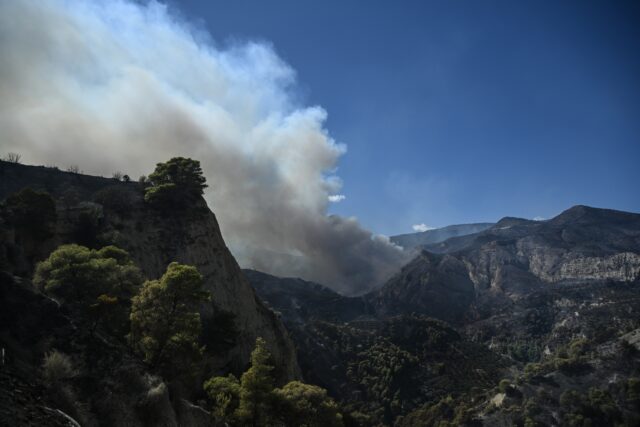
[34,244,143,336]
[203,374,241,423]
[237,337,275,426]
[129,262,210,379]
[144,157,208,207]
[272,381,343,427]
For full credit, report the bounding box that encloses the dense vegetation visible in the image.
[204,338,343,426]
[144,157,208,208]
[2,158,640,426]
[34,244,143,336]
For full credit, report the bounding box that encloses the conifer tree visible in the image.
[237,337,275,426]
[129,262,210,379]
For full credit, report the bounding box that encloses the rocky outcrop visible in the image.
[369,251,476,323]
[527,251,640,283]
[0,161,300,382]
[371,205,640,322]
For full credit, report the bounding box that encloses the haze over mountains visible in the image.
[2,159,640,426]
[0,1,638,425]
[390,223,494,251]
[248,204,640,424]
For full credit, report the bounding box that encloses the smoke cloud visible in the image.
[412,223,435,232]
[0,0,409,295]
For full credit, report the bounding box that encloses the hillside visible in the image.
[390,223,494,250]
[249,205,640,425]
[247,268,508,425]
[0,160,300,425]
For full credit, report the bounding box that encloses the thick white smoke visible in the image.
[0,0,409,295]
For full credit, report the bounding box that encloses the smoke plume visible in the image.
[0,0,409,295]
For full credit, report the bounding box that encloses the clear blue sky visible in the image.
[172,0,640,235]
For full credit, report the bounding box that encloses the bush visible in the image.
[523,363,546,380]
[42,350,76,385]
[627,377,640,403]
[3,188,57,239]
[272,381,343,427]
[498,379,511,393]
[204,374,241,422]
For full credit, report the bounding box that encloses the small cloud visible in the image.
[328,194,346,203]
[533,216,545,221]
[412,223,435,232]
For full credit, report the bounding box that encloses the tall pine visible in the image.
[237,337,275,426]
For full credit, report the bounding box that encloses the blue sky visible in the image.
[173,0,640,235]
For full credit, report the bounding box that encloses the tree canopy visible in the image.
[129,262,210,379]
[203,337,343,427]
[204,374,241,423]
[237,337,275,426]
[273,381,343,427]
[144,157,208,207]
[34,244,143,335]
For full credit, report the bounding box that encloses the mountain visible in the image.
[377,206,640,316]
[248,205,640,425]
[243,269,370,324]
[0,160,299,425]
[247,270,507,425]
[390,222,494,250]
[376,205,640,425]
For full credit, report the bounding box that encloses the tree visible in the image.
[237,337,276,426]
[204,374,241,424]
[203,338,343,426]
[272,381,343,427]
[129,262,210,379]
[3,188,57,239]
[34,244,143,335]
[3,152,21,163]
[144,157,207,207]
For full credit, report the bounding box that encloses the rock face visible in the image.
[370,252,476,323]
[0,161,300,382]
[243,204,640,425]
[374,205,640,320]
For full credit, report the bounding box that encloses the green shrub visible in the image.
[42,350,76,385]
[498,379,511,393]
[3,188,57,238]
[204,374,241,422]
[272,381,343,427]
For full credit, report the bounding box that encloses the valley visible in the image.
[1,159,639,426]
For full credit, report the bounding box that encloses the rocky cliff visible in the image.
[247,205,640,425]
[376,206,640,318]
[0,160,299,381]
[0,160,301,425]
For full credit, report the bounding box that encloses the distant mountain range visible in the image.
[390,222,494,250]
